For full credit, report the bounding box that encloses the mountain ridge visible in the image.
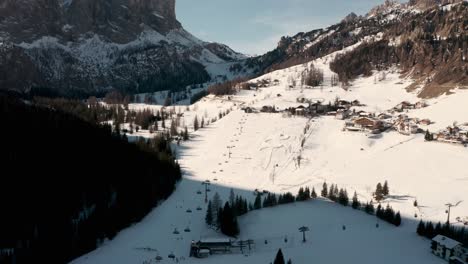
[0,0,247,97]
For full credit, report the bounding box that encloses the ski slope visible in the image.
[72,37,468,264]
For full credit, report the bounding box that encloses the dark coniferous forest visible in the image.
[0,93,182,263]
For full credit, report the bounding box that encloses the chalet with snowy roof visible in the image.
[336,109,350,120]
[378,113,393,120]
[395,120,419,135]
[435,125,468,145]
[309,102,328,114]
[419,119,432,126]
[190,238,232,258]
[295,105,306,116]
[344,117,384,133]
[431,235,468,263]
[415,101,428,109]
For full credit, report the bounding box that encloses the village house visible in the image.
[378,113,393,120]
[309,102,328,114]
[431,235,468,263]
[394,119,419,135]
[295,105,306,116]
[435,125,468,145]
[190,238,233,258]
[260,105,276,113]
[243,107,255,114]
[336,109,350,120]
[419,119,432,126]
[415,101,428,109]
[345,117,384,133]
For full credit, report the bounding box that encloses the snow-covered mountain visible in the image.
[244,0,467,98]
[0,0,247,96]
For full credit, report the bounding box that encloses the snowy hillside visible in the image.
[71,31,468,264]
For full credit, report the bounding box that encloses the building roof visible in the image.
[200,238,231,244]
[432,235,462,249]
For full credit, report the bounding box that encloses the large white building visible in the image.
[431,235,468,263]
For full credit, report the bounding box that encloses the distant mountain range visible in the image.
[0,0,467,98]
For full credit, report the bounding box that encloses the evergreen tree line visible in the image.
[205,190,248,237]
[417,220,468,245]
[321,182,401,227]
[207,77,249,96]
[0,94,182,264]
[376,204,401,226]
[374,181,389,202]
[190,90,208,104]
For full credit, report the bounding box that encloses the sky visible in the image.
[176,0,390,55]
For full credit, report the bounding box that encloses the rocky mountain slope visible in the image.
[243,0,467,98]
[0,0,247,97]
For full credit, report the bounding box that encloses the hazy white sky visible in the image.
[176,0,390,55]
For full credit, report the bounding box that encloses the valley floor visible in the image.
[72,44,468,264]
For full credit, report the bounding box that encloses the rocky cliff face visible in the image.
[0,0,246,97]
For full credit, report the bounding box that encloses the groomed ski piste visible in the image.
[72,36,468,264]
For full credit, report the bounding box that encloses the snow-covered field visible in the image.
[72,38,468,264]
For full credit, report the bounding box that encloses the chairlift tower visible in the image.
[445,201,462,225]
[202,180,211,203]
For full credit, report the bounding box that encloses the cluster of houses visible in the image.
[433,125,468,146]
[432,235,468,264]
[342,101,432,136]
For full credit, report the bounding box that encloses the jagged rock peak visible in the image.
[367,0,401,17]
[342,12,360,23]
[0,0,181,43]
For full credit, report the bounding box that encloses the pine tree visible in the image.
[352,192,360,209]
[193,115,199,131]
[394,211,402,226]
[205,201,213,226]
[212,192,222,226]
[382,181,389,196]
[417,220,426,236]
[304,187,310,200]
[311,187,317,199]
[297,187,305,201]
[274,249,286,264]
[254,193,262,210]
[287,259,292,264]
[368,201,375,214]
[170,119,177,137]
[426,222,435,239]
[201,117,205,128]
[414,200,418,207]
[328,184,335,201]
[229,189,235,207]
[435,222,443,236]
[183,126,189,140]
[220,202,239,237]
[321,182,328,197]
[375,183,384,201]
[384,204,395,223]
[338,188,349,206]
[376,204,383,219]
[425,130,433,141]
